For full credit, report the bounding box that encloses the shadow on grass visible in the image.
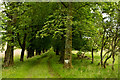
[2,52,50,78]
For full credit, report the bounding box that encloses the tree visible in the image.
[63,2,73,68]
[1,2,19,67]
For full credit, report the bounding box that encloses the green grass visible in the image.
[2,49,119,78]
[2,53,52,78]
[49,50,118,78]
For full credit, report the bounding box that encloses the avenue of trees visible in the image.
[0,2,120,70]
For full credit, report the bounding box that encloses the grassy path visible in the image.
[2,52,61,78]
[47,54,61,78]
[25,55,53,78]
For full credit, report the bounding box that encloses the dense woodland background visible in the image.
[0,2,120,78]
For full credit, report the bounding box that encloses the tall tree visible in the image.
[64,2,73,68]
[2,2,17,67]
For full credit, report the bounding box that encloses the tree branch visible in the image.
[60,2,68,8]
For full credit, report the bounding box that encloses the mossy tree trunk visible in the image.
[64,2,73,68]
[3,18,14,67]
[3,12,16,67]
[3,40,14,67]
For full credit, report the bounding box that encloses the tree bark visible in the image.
[104,53,112,68]
[20,33,27,61]
[3,9,16,67]
[3,43,14,67]
[20,48,25,62]
[91,48,94,64]
[100,28,106,66]
[111,28,118,70]
[3,27,14,67]
[64,2,73,68]
[100,46,104,66]
[112,52,115,70]
[98,50,111,65]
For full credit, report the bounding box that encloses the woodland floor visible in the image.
[1,48,119,78]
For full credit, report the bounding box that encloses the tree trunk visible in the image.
[39,50,41,55]
[27,48,34,58]
[59,49,65,64]
[20,33,27,61]
[27,26,36,58]
[112,52,115,70]
[91,48,94,64]
[3,30,14,67]
[59,35,65,63]
[20,48,25,62]
[36,49,41,55]
[27,40,35,58]
[104,53,112,68]
[111,32,117,70]
[3,43,14,67]
[98,50,111,65]
[3,12,15,67]
[100,28,106,66]
[100,46,104,66]
[56,48,59,55]
[64,2,73,68]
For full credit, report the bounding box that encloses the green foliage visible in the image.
[39,7,69,39]
[32,36,52,51]
[77,50,82,55]
[1,2,119,52]
[51,36,65,52]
